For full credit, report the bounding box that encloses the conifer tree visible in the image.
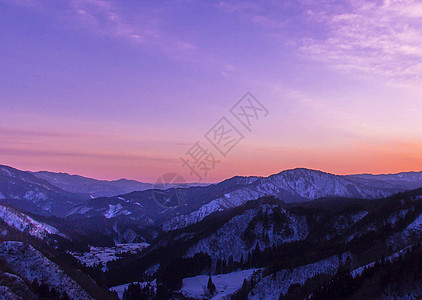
[207,276,216,297]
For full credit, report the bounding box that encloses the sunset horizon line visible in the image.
[4,163,422,184]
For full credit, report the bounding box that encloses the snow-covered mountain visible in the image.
[3,163,422,299]
[64,168,422,234]
[109,188,422,299]
[184,203,308,261]
[0,165,87,216]
[3,164,422,228]
[163,168,404,230]
[66,175,262,224]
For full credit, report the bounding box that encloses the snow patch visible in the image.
[0,204,63,239]
[180,269,257,299]
[105,204,131,218]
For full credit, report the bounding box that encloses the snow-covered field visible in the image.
[70,243,149,270]
[179,269,257,299]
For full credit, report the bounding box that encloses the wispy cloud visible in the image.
[0,128,74,138]
[218,0,422,88]
[218,1,260,14]
[300,0,422,88]
[3,0,197,58]
[0,146,176,162]
[68,0,161,44]
[218,1,287,29]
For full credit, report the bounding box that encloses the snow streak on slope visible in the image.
[351,245,414,278]
[249,253,352,299]
[0,204,63,239]
[0,241,92,300]
[104,204,131,218]
[386,210,422,249]
[163,189,261,231]
[405,213,422,233]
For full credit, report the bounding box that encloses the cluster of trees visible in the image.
[156,252,211,291]
[243,207,292,247]
[206,276,216,298]
[30,279,70,300]
[215,243,271,274]
[122,282,155,300]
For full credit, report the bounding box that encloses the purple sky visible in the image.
[1,0,422,182]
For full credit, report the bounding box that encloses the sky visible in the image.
[1,0,422,183]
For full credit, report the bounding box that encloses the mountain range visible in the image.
[2,164,422,229]
[3,164,422,299]
[31,171,155,198]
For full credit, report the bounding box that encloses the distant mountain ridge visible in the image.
[2,164,422,226]
[31,171,210,198]
[65,168,422,233]
[0,165,87,217]
[346,171,422,190]
[31,171,154,198]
